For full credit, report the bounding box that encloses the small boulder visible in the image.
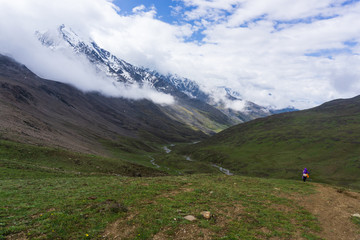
[108,202,128,213]
[200,211,211,219]
[184,215,197,221]
[352,213,360,218]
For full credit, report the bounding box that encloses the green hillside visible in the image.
[0,140,168,179]
[181,96,360,189]
[2,135,360,239]
[0,140,322,239]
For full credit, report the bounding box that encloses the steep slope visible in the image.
[182,96,360,189]
[0,54,208,156]
[35,25,273,126]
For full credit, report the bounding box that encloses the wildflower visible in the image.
[85,233,89,237]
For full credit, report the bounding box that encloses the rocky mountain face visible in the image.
[0,54,209,156]
[35,25,276,123]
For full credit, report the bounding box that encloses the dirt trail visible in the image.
[299,183,360,240]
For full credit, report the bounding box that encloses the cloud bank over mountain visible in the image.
[0,0,360,109]
[0,0,175,105]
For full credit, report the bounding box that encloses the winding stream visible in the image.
[148,156,160,168]
[211,164,234,176]
[163,146,171,153]
[157,144,234,176]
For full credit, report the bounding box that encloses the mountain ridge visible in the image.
[35,25,280,123]
[181,95,360,189]
[0,54,209,156]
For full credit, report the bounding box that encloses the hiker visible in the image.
[302,168,309,182]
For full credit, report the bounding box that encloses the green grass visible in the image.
[1,172,322,240]
[0,139,325,239]
[0,176,171,239]
[101,139,223,176]
[0,140,165,179]
[352,216,360,227]
[181,100,360,189]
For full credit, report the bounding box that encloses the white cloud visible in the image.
[0,0,174,105]
[0,0,360,109]
[225,100,247,112]
[132,5,146,13]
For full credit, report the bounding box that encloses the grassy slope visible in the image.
[0,140,167,179]
[1,151,321,239]
[4,138,360,239]
[2,94,360,239]
[181,96,360,189]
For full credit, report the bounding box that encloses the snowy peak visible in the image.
[35,25,210,95]
[35,29,61,50]
[35,25,222,102]
[224,87,242,101]
[36,25,86,50]
[36,25,138,83]
[58,24,83,47]
[35,25,290,123]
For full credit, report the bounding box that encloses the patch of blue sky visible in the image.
[112,0,211,43]
[329,0,360,8]
[273,14,339,31]
[173,4,236,43]
[305,48,353,59]
[183,30,207,44]
[341,0,360,6]
[113,0,176,23]
[169,4,197,22]
[239,14,268,28]
[344,40,358,47]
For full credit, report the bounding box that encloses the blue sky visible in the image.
[113,0,176,22]
[112,0,208,42]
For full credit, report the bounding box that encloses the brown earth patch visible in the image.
[6,232,27,240]
[102,210,138,240]
[269,203,293,213]
[153,224,214,240]
[221,203,244,222]
[296,183,360,240]
[159,187,194,199]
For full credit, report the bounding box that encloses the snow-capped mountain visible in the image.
[36,25,163,87]
[35,25,236,101]
[36,25,205,97]
[35,25,284,124]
